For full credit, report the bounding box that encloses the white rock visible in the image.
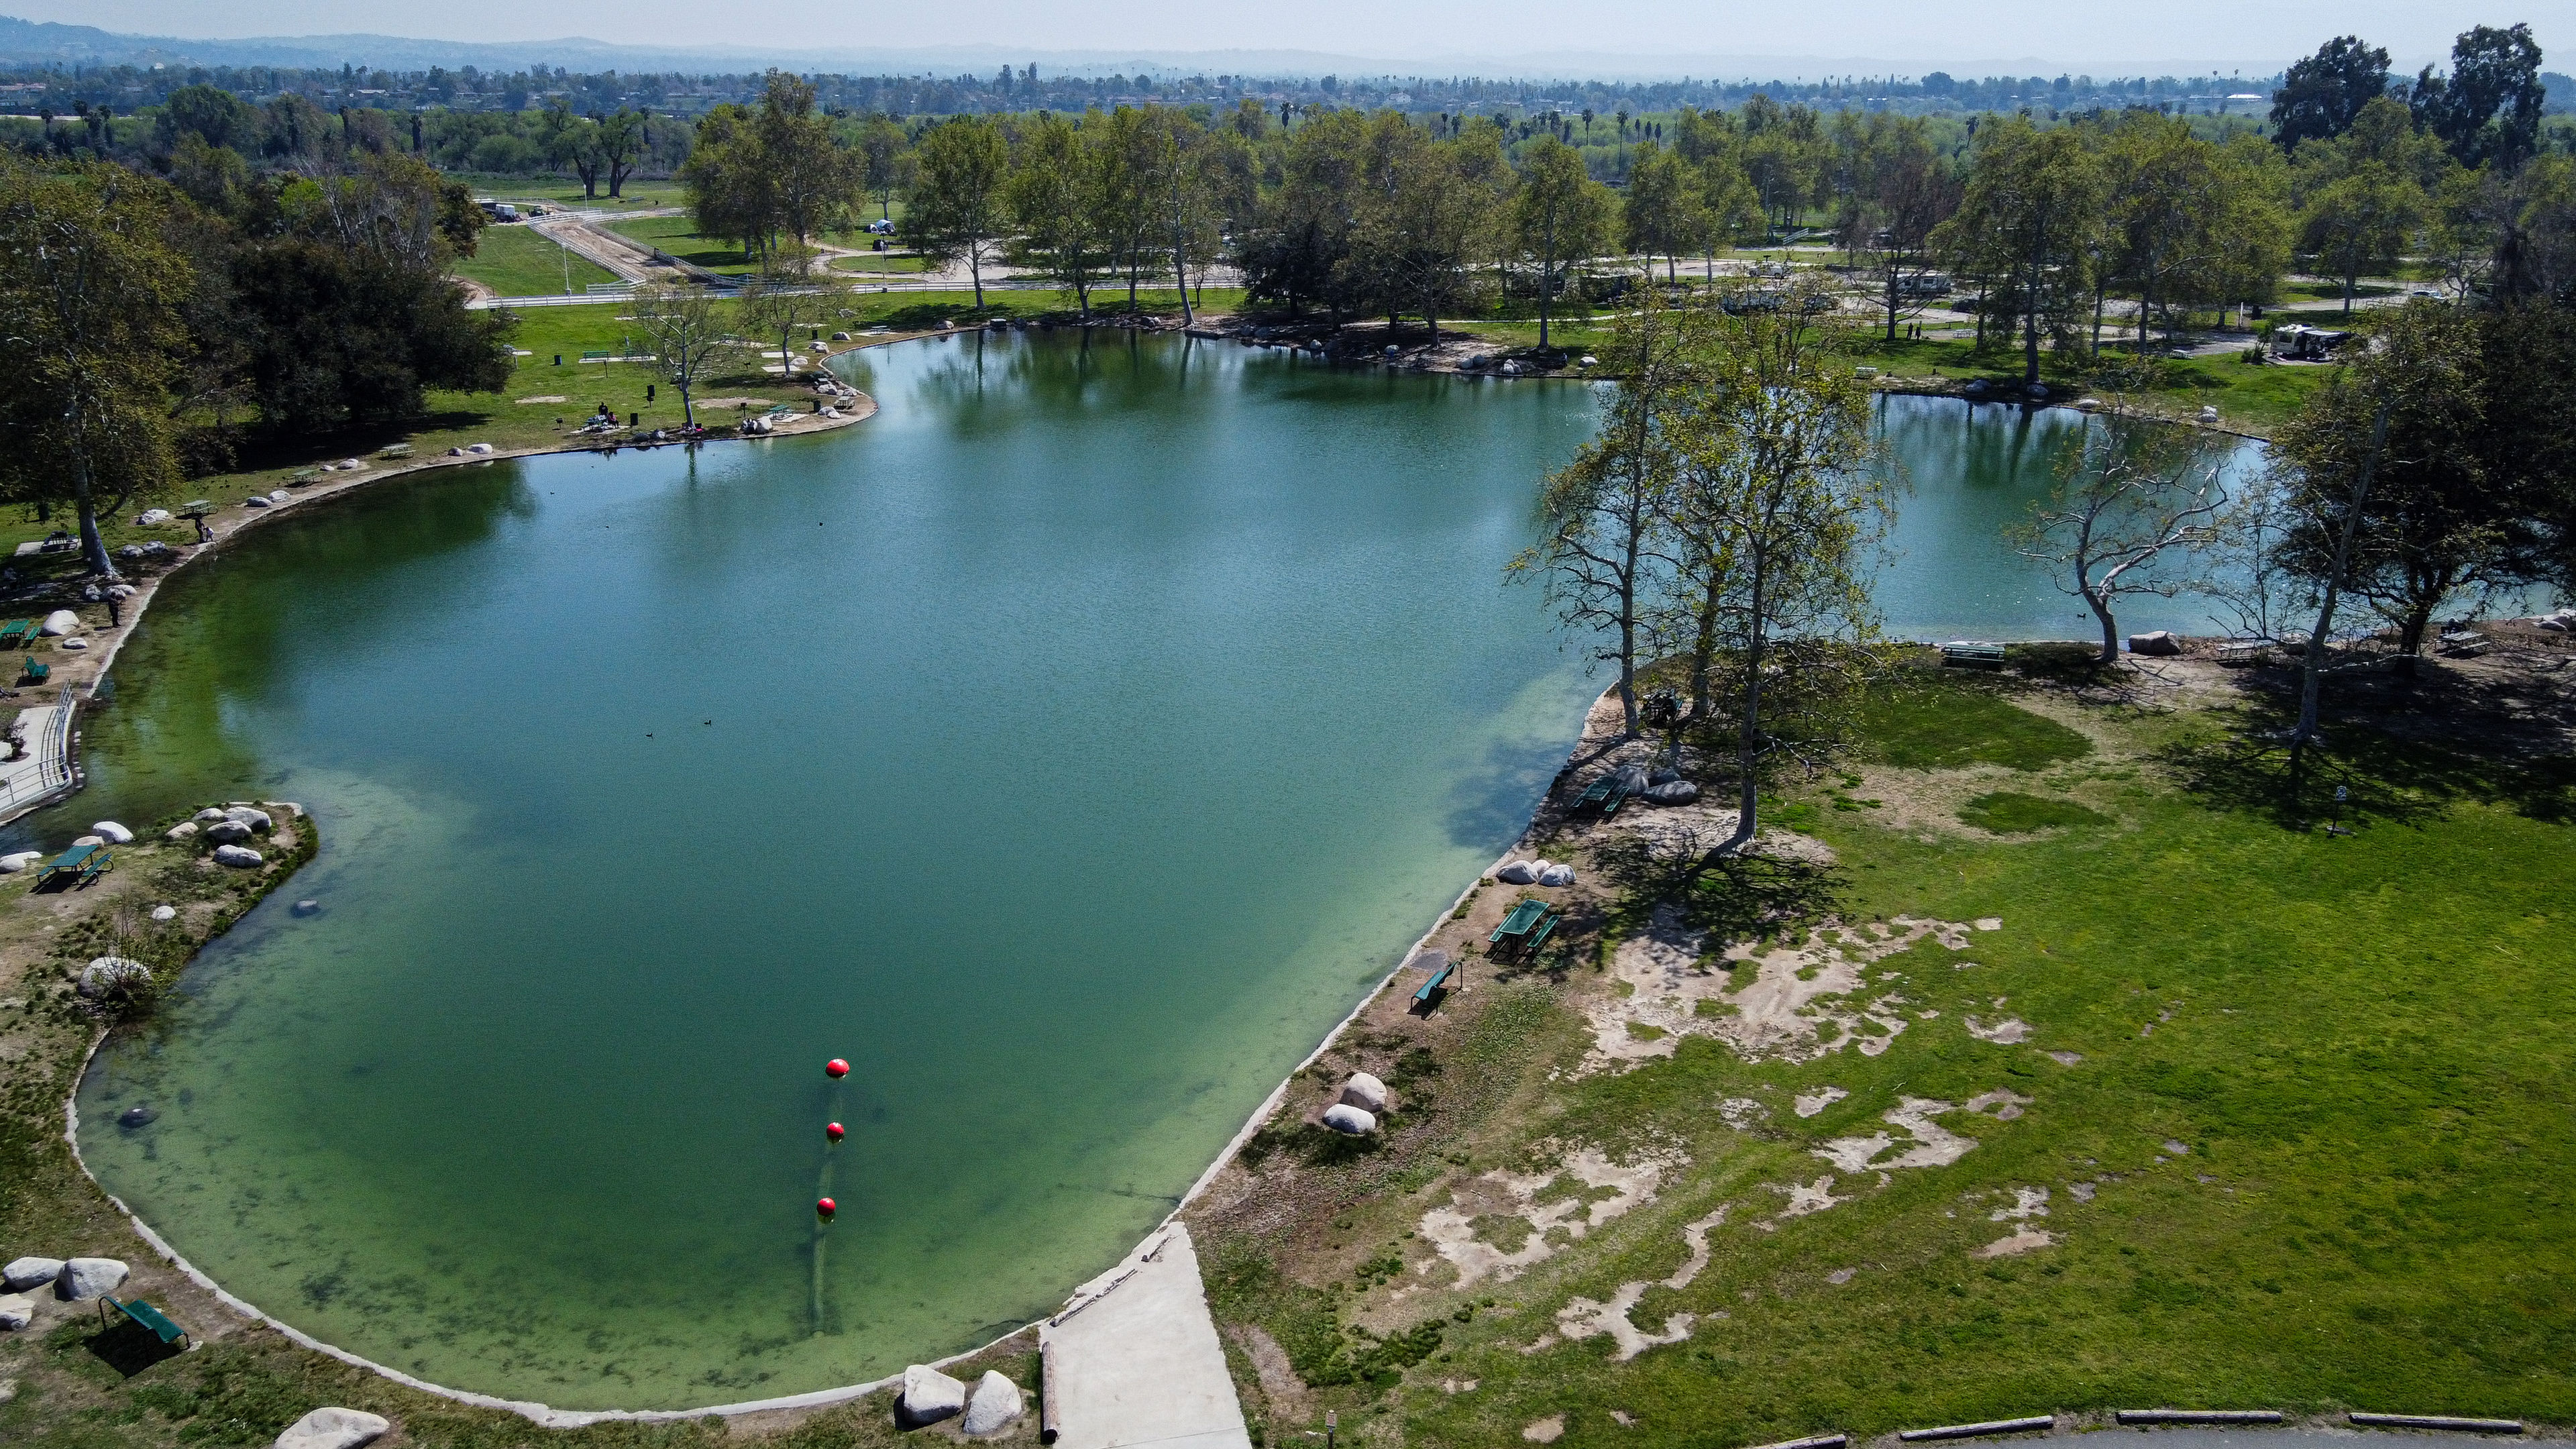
[898,1364,967,1428]
[150,905,177,922]
[225,806,272,832]
[105,584,134,600]
[1339,1072,1389,1113]
[213,844,264,868]
[194,808,229,822]
[0,1293,31,1329]
[268,490,290,502]
[1536,863,1576,888]
[53,1256,127,1301]
[77,957,150,999]
[961,1370,1024,1437]
[1,1258,62,1292]
[37,610,77,637]
[1322,1104,1377,1136]
[205,820,252,843]
[337,460,363,471]
[58,639,85,650]
[70,836,102,849]
[91,822,132,844]
[1494,859,1540,885]
[274,1407,391,1449]
[138,508,172,526]
[164,822,199,841]
[2128,630,2182,657]
[0,852,36,873]
[244,496,272,508]
[466,442,495,455]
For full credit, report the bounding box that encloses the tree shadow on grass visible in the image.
[1591,834,1845,945]
[75,1315,189,1379]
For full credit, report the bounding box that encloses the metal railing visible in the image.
[0,692,78,823]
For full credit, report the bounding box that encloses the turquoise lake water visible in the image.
[58,333,2260,1409]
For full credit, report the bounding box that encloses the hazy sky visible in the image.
[12,0,2562,72]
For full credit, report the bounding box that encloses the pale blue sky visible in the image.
[11,0,2563,74]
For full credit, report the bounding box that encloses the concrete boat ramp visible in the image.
[1041,1225,1252,1449]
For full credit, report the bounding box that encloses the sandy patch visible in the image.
[1607,802,1838,866]
[515,394,570,405]
[2070,1181,2097,1202]
[1555,1204,1731,1361]
[1964,1089,2033,1121]
[694,396,778,409]
[1966,1016,2032,1044]
[1826,1267,1856,1285]
[1580,910,1984,1074]
[1525,1415,1566,1442]
[1990,1186,2049,1222]
[1974,1228,2057,1257]
[1768,1175,1844,1221]
[1974,917,2004,931]
[1815,1090,2027,1174]
[1420,1146,1679,1287]
[1718,1097,1768,1130]
[2047,1051,2084,1066]
[1234,1324,1305,1419]
[1792,1086,1848,1118]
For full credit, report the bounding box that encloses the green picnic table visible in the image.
[1489,898,1560,957]
[38,841,111,890]
[0,619,33,649]
[97,1294,189,1347]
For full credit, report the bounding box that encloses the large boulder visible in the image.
[77,958,150,1000]
[1642,780,1701,806]
[37,610,78,637]
[898,1364,968,1428]
[1648,767,1682,786]
[164,822,200,842]
[1,1257,62,1292]
[224,806,274,833]
[204,820,252,844]
[91,821,133,844]
[213,845,264,869]
[274,1408,391,1449]
[1536,863,1577,888]
[961,1370,1025,1437]
[193,808,229,823]
[1615,763,1652,794]
[54,1257,127,1301]
[1339,1072,1389,1114]
[0,1292,32,1330]
[1494,859,1540,885]
[0,851,39,873]
[1322,1104,1378,1136]
[138,508,173,527]
[2127,631,2182,657]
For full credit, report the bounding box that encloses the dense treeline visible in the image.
[0,133,511,573]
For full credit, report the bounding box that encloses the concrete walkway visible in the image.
[0,699,75,826]
[1040,1226,1252,1449]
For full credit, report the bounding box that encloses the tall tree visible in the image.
[855,115,914,222]
[753,75,853,274]
[1623,142,1695,282]
[2409,24,2546,172]
[1509,136,1613,349]
[2010,400,2228,665]
[0,160,191,576]
[1006,111,1112,319]
[906,116,1010,308]
[2270,37,2394,152]
[599,107,648,199]
[740,267,847,388]
[1663,284,1891,862]
[1935,117,2103,384]
[627,282,737,429]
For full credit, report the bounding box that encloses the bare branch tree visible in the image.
[2011,399,2228,666]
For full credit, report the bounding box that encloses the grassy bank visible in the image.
[451,223,621,297]
[1186,646,2576,1448]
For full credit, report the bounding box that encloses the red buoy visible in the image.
[826,1122,845,1142]
[825,1058,849,1079]
[816,1197,837,1219]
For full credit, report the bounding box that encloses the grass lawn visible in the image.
[449,222,620,297]
[1189,655,2576,1448]
[605,214,761,274]
[449,173,688,211]
[830,253,933,274]
[1835,334,2327,435]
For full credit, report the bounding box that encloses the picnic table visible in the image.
[1572,773,1631,818]
[38,841,109,890]
[1489,898,1561,957]
[2214,639,2269,666]
[1941,641,2007,667]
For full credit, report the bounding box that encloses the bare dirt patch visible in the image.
[1419,1145,1681,1288]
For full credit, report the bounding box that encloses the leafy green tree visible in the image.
[906,116,1011,308]
[599,107,649,199]
[1623,141,1695,282]
[1509,136,1613,348]
[1661,284,1891,861]
[2270,36,2393,152]
[1239,107,1364,319]
[855,115,914,223]
[740,267,847,386]
[0,159,192,576]
[1935,116,2104,384]
[2409,23,2546,171]
[1344,119,1503,346]
[1007,111,1112,319]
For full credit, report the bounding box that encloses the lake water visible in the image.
[60,333,2260,1411]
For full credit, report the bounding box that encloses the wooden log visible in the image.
[1898,1417,2053,1442]
[1038,1340,1060,1444]
[2116,1411,2284,1426]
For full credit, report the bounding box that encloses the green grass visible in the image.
[1957,790,2112,833]
[1199,662,2576,1448]
[830,253,932,274]
[605,215,761,274]
[1858,678,2093,771]
[1837,334,2328,435]
[448,223,619,297]
[448,173,688,211]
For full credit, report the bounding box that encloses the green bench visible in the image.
[1572,773,1631,818]
[1411,955,1455,1009]
[38,841,110,890]
[21,653,46,683]
[97,1294,189,1347]
[1941,641,2007,667]
[1489,899,1561,958]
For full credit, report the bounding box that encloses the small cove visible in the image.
[57,332,2262,1409]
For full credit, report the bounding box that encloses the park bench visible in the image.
[1941,641,2007,667]
[2438,630,2491,658]
[20,654,46,683]
[1489,899,1561,958]
[580,350,612,362]
[1411,955,1456,1009]
[97,1295,189,1348]
[38,841,110,890]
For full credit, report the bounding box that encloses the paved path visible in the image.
[0,699,76,826]
[1041,1225,1252,1449]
